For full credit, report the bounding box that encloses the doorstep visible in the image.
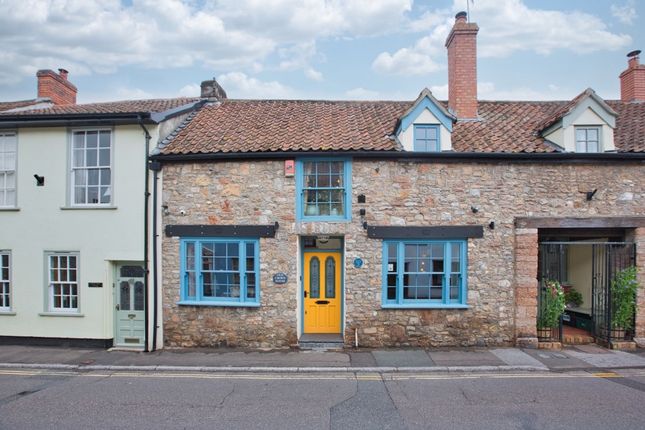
[298,334,344,351]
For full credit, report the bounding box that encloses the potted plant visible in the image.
[609,266,640,340]
[537,279,566,339]
[564,288,583,309]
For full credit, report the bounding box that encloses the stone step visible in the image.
[298,334,344,351]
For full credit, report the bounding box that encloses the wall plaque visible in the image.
[353,258,364,268]
[88,282,103,288]
[273,273,288,284]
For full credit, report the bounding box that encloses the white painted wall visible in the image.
[0,124,158,340]
[546,107,616,152]
[398,108,452,151]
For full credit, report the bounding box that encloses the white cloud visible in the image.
[216,72,296,99]
[345,87,380,100]
[278,41,324,80]
[429,84,448,99]
[373,0,632,77]
[0,0,413,87]
[611,1,638,25]
[178,84,201,98]
[372,35,445,75]
[478,81,577,101]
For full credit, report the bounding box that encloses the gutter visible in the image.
[0,113,156,129]
[151,150,645,163]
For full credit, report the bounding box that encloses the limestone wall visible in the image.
[161,159,645,348]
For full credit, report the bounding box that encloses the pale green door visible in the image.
[115,264,145,347]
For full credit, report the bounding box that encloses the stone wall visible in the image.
[161,159,645,348]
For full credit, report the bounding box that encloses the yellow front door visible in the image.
[304,252,342,333]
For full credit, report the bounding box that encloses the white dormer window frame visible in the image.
[575,126,601,153]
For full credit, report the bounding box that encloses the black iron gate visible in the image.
[592,243,637,343]
[538,242,636,343]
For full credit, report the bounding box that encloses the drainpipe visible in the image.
[138,117,152,352]
[149,162,161,351]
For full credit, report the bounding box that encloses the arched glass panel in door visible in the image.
[325,257,335,298]
[310,257,320,299]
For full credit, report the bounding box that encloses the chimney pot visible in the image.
[58,68,69,80]
[455,11,468,23]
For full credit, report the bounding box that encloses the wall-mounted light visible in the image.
[34,174,45,186]
[162,205,169,216]
[586,189,598,201]
[471,206,479,214]
[358,194,366,203]
[489,221,495,230]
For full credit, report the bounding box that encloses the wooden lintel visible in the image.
[515,217,645,229]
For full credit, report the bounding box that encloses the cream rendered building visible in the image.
[0,69,203,350]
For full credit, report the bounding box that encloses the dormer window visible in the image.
[575,127,600,153]
[414,125,440,152]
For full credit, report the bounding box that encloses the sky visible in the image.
[0,0,642,103]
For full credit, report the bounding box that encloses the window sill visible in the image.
[381,304,469,310]
[38,312,85,317]
[61,206,117,210]
[298,217,352,223]
[0,311,17,316]
[0,207,20,212]
[177,300,260,308]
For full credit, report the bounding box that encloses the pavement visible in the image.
[0,343,644,373]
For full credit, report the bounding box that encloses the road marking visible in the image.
[0,369,643,381]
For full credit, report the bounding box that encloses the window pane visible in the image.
[134,281,144,310]
[310,257,320,299]
[246,274,256,299]
[587,128,598,141]
[74,186,86,204]
[74,170,87,186]
[99,148,110,166]
[325,257,335,299]
[88,169,99,186]
[73,149,85,167]
[588,141,599,153]
[187,272,196,297]
[426,127,437,139]
[73,132,84,149]
[99,131,110,148]
[87,186,99,204]
[120,281,130,310]
[86,131,98,148]
[576,128,586,141]
[87,149,97,166]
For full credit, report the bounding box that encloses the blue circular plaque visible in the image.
[353,258,363,268]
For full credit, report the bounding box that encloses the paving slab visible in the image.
[348,351,377,367]
[490,348,547,369]
[372,350,434,367]
[427,349,504,367]
[522,348,591,370]
[564,348,645,368]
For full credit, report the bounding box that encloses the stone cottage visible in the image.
[152,12,645,349]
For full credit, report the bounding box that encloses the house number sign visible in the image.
[273,272,288,284]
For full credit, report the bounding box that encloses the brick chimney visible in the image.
[620,50,645,102]
[445,11,479,119]
[37,68,77,105]
[200,78,227,100]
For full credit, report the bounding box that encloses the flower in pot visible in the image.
[564,288,583,309]
[537,279,566,340]
[609,266,640,340]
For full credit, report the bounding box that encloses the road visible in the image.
[1,368,645,429]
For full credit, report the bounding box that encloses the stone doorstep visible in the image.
[538,342,562,350]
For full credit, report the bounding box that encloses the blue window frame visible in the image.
[413,125,440,152]
[382,240,468,309]
[296,158,352,221]
[179,238,260,307]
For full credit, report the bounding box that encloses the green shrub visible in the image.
[611,266,640,330]
[538,279,566,329]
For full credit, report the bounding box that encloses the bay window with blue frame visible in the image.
[382,240,468,308]
[296,158,352,221]
[179,238,260,307]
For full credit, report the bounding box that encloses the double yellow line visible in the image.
[0,369,641,381]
